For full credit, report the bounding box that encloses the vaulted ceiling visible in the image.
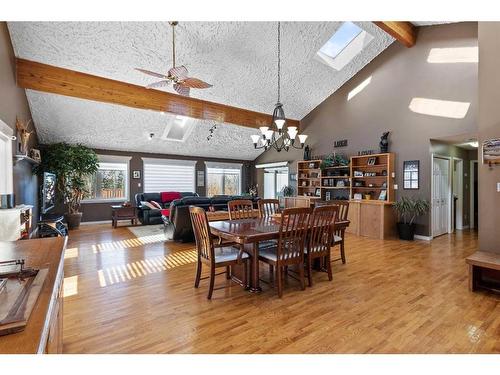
[8,22,396,160]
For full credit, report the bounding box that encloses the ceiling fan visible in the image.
[135,21,212,97]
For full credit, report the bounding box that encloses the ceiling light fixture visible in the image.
[250,22,307,152]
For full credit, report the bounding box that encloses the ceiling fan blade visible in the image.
[168,65,188,80]
[181,77,213,89]
[135,68,168,79]
[174,83,190,97]
[146,80,171,89]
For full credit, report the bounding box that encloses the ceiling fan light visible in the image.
[298,134,308,144]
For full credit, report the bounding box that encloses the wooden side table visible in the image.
[466,251,500,292]
[111,205,138,228]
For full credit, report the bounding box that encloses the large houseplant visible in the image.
[35,143,99,229]
[393,196,430,240]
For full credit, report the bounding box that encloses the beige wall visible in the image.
[0,22,39,223]
[256,22,478,236]
[478,22,500,253]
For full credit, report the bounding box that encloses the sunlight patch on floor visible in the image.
[92,234,168,253]
[96,249,198,287]
[63,275,79,297]
[64,247,79,259]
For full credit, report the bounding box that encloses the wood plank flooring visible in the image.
[62,225,500,353]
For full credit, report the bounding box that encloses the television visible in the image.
[42,172,56,214]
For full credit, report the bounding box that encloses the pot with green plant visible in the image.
[281,185,295,197]
[392,196,430,240]
[35,143,99,230]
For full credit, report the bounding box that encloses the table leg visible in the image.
[249,242,262,292]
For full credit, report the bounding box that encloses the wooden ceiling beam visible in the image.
[373,22,418,48]
[15,58,300,130]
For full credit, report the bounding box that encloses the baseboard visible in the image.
[414,234,432,241]
[458,225,470,230]
[80,220,112,225]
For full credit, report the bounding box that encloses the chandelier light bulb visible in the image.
[265,129,274,140]
[259,126,269,135]
[250,134,261,146]
[287,128,298,140]
[298,134,308,145]
[275,119,285,130]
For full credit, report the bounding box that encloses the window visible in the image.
[0,119,14,195]
[83,155,130,202]
[143,158,196,193]
[256,162,289,199]
[206,162,242,196]
[316,22,373,71]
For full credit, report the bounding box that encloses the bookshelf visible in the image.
[297,160,322,199]
[321,165,351,201]
[350,153,395,202]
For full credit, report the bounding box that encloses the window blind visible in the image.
[143,158,196,193]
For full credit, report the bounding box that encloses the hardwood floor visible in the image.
[62,225,500,353]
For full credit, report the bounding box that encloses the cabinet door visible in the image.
[45,288,63,353]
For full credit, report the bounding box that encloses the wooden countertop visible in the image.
[349,200,394,205]
[0,237,67,354]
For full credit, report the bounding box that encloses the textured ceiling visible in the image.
[8,22,395,160]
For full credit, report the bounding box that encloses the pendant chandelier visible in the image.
[250,22,308,152]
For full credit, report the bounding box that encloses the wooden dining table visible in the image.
[209,217,351,292]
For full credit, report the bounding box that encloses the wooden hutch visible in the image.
[291,153,396,239]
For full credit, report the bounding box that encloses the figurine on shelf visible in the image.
[304,145,311,161]
[379,131,390,153]
[16,117,33,155]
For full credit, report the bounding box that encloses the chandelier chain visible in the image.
[277,21,281,104]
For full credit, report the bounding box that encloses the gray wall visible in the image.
[256,22,478,236]
[79,149,254,222]
[478,22,500,253]
[0,22,39,229]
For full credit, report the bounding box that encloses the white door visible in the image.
[432,157,450,237]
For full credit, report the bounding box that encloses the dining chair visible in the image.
[332,201,349,264]
[305,205,339,287]
[258,207,311,298]
[228,199,257,220]
[258,199,280,218]
[189,206,249,299]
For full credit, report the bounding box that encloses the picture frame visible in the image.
[336,180,345,187]
[30,148,41,162]
[353,193,363,200]
[367,157,377,165]
[308,162,316,169]
[314,188,321,197]
[483,138,500,165]
[354,170,364,177]
[379,190,387,201]
[132,170,141,179]
[403,160,419,190]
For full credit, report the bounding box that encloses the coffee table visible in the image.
[110,205,138,228]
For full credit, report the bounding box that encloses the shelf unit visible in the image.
[13,154,40,165]
[350,152,395,202]
[297,160,322,198]
[321,165,351,201]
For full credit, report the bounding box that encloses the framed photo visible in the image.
[367,157,377,165]
[30,148,41,162]
[353,193,363,200]
[354,170,364,177]
[314,188,321,197]
[132,170,141,179]
[197,170,205,187]
[308,162,316,169]
[290,173,297,181]
[483,138,500,165]
[379,190,387,201]
[403,160,419,189]
[336,180,345,187]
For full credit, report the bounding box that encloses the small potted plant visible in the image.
[281,185,295,197]
[393,196,430,240]
[35,143,99,230]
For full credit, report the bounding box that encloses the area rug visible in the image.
[127,224,173,244]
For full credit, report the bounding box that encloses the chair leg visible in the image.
[276,265,283,298]
[307,256,313,287]
[299,261,306,291]
[207,265,215,299]
[194,260,202,288]
[269,264,274,281]
[244,260,249,288]
[226,265,231,280]
[327,253,333,281]
[340,240,346,264]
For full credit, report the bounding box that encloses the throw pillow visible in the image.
[150,200,162,209]
[141,201,157,210]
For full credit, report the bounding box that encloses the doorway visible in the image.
[470,160,478,229]
[452,158,464,231]
[263,167,289,199]
[432,155,452,238]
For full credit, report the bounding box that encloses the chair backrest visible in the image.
[258,199,280,218]
[276,207,311,263]
[228,199,257,220]
[334,200,349,222]
[189,206,214,262]
[308,205,339,254]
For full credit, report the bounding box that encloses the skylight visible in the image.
[316,22,374,71]
[161,115,194,142]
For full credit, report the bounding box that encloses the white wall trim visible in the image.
[452,157,464,230]
[255,161,289,169]
[414,234,432,241]
[431,154,452,238]
[0,118,14,195]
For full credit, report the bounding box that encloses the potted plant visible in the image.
[35,143,99,230]
[393,196,430,240]
[281,185,295,197]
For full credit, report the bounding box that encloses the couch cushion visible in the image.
[142,192,161,203]
[181,197,211,205]
[160,191,182,203]
[150,200,162,209]
[141,201,157,209]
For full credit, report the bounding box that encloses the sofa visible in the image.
[135,191,198,225]
[169,195,260,242]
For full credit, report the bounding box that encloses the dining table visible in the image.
[209,216,351,292]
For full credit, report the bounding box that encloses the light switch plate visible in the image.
[394,184,398,190]
[497,182,500,192]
